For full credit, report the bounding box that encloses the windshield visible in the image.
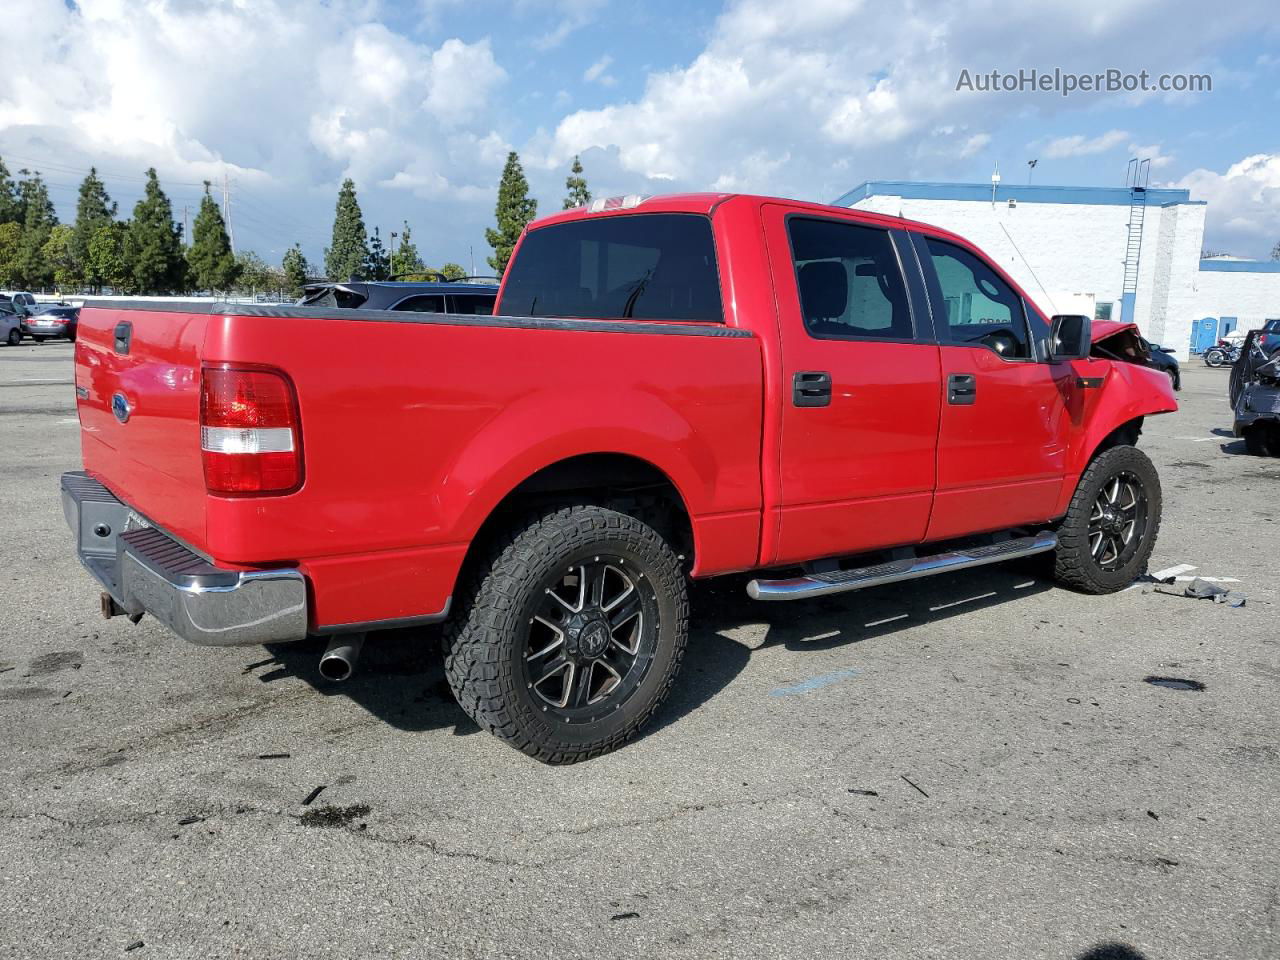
[498,213,723,323]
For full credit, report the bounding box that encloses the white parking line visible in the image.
[1151,564,1197,579]
[1174,575,1240,583]
[864,613,908,628]
[1172,436,1222,442]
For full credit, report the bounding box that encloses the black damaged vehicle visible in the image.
[1230,330,1280,456]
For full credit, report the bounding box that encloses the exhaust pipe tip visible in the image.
[319,633,365,683]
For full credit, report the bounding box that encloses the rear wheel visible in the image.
[1053,445,1161,594]
[1204,348,1226,367]
[1244,423,1279,457]
[31,336,46,344]
[444,504,689,763]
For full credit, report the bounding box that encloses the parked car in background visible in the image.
[1141,337,1180,390]
[1230,329,1280,456]
[0,300,23,346]
[297,276,499,315]
[24,304,80,342]
[3,292,38,316]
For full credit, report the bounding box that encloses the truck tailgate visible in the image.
[75,307,208,550]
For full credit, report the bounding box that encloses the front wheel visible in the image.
[445,504,689,763]
[1053,445,1162,594]
[1204,348,1226,367]
[5,328,19,346]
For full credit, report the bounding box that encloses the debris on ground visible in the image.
[1144,676,1207,692]
[847,788,879,796]
[176,816,204,826]
[610,912,640,921]
[255,752,290,760]
[1150,578,1246,607]
[900,775,929,798]
[299,803,370,829]
[302,785,326,806]
[124,941,144,952]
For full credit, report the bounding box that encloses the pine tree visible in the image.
[390,221,424,278]
[485,151,537,277]
[324,178,369,281]
[71,168,117,292]
[88,221,130,293]
[14,171,58,288]
[563,155,591,209]
[0,157,20,226]
[0,222,21,287]
[42,224,78,289]
[187,182,240,291]
[282,244,309,297]
[366,226,390,281]
[125,169,187,294]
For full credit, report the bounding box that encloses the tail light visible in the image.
[200,365,302,494]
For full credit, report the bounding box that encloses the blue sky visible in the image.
[5,0,1280,270]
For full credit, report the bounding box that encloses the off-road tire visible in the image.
[444,504,689,764]
[1053,445,1162,594]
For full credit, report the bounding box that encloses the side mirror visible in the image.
[1049,314,1092,361]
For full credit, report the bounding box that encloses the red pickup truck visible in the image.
[63,193,1176,762]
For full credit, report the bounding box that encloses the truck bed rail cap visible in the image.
[79,300,754,338]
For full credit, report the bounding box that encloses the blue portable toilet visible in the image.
[1218,316,1237,338]
[1191,317,1218,354]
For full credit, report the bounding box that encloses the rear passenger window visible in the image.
[392,294,445,314]
[924,238,1031,359]
[787,218,912,341]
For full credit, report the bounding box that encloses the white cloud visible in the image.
[529,0,606,50]
[1176,154,1280,256]
[1041,130,1130,159]
[1128,141,1174,169]
[545,0,1269,203]
[0,0,510,262]
[960,133,991,158]
[583,55,616,87]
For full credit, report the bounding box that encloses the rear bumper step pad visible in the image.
[61,471,308,646]
[747,531,1058,601]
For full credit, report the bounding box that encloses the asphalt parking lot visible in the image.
[1,342,1276,960]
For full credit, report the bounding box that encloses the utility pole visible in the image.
[221,173,236,253]
[183,205,190,246]
[1027,159,1038,184]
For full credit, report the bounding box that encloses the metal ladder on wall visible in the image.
[1122,158,1151,297]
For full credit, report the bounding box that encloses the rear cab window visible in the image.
[498,213,723,323]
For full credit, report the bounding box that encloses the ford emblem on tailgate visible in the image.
[111,392,132,423]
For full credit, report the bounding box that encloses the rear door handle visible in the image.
[947,373,976,405]
[113,321,132,355]
[793,371,832,407]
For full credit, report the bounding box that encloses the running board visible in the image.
[746,531,1058,601]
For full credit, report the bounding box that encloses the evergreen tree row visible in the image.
[0,151,595,294]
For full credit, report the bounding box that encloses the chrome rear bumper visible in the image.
[61,471,308,646]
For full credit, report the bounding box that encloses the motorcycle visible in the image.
[1204,339,1242,368]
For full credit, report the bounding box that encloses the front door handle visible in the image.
[793,371,832,407]
[948,373,976,405]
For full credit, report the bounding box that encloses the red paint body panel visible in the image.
[760,203,941,563]
[927,345,1069,539]
[73,193,1177,634]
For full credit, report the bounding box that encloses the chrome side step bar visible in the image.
[747,531,1058,601]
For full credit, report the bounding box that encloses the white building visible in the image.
[836,180,1280,360]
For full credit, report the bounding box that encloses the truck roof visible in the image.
[528,191,964,242]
